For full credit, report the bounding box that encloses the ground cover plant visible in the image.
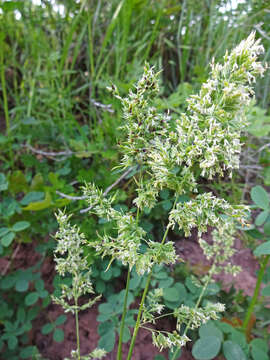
[0,1,270,359]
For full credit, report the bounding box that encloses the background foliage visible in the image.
[0,0,270,359]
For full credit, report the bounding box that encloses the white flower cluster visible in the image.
[53,211,100,313]
[142,288,165,324]
[83,184,178,275]
[110,32,265,211]
[174,302,225,331]
[84,33,265,277]
[177,32,265,179]
[199,223,241,276]
[65,348,106,360]
[152,331,190,351]
[169,192,249,237]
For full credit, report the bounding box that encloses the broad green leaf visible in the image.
[20,191,45,205]
[261,285,270,296]
[98,303,113,315]
[98,329,115,352]
[20,346,38,359]
[112,266,121,278]
[9,171,28,193]
[55,315,67,326]
[0,173,8,191]
[129,272,141,290]
[121,325,130,343]
[173,283,187,301]
[255,210,269,226]
[0,227,10,237]
[15,279,29,292]
[247,106,270,137]
[155,356,166,360]
[53,328,64,342]
[229,330,248,354]
[30,173,44,190]
[95,280,105,293]
[1,231,15,247]
[25,292,39,306]
[264,221,270,235]
[98,321,113,336]
[35,279,45,292]
[27,307,39,322]
[17,307,26,323]
[39,289,49,298]
[41,323,54,335]
[164,299,182,310]
[1,1,24,12]
[163,287,181,302]
[192,336,221,360]
[185,277,199,294]
[206,283,220,295]
[160,189,170,200]
[250,338,268,360]
[158,277,174,288]
[23,192,52,211]
[8,335,18,350]
[154,271,168,280]
[162,199,172,211]
[97,313,111,322]
[100,267,113,281]
[12,221,30,232]
[254,241,270,256]
[223,340,247,360]
[251,186,269,210]
[199,322,223,341]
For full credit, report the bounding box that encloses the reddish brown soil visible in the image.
[0,232,259,360]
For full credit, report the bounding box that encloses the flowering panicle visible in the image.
[53,211,105,360]
[169,192,249,237]
[199,223,241,277]
[152,331,190,351]
[53,211,95,306]
[142,288,165,324]
[83,183,178,275]
[174,302,225,331]
[107,33,265,216]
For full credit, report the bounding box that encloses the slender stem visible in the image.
[0,34,10,134]
[75,297,81,360]
[117,268,131,360]
[27,57,41,118]
[141,311,174,325]
[242,255,270,331]
[126,271,152,360]
[171,262,216,360]
[127,197,178,360]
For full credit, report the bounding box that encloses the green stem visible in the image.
[127,197,178,360]
[27,57,41,118]
[171,262,216,360]
[126,271,152,360]
[75,297,81,360]
[0,34,10,134]
[242,255,270,331]
[141,311,174,325]
[117,268,131,360]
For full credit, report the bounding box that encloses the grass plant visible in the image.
[54,33,266,359]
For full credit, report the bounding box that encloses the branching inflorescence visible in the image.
[54,33,266,357]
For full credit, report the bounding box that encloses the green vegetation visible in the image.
[0,1,270,359]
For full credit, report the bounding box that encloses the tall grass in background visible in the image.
[1,0,269,145]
